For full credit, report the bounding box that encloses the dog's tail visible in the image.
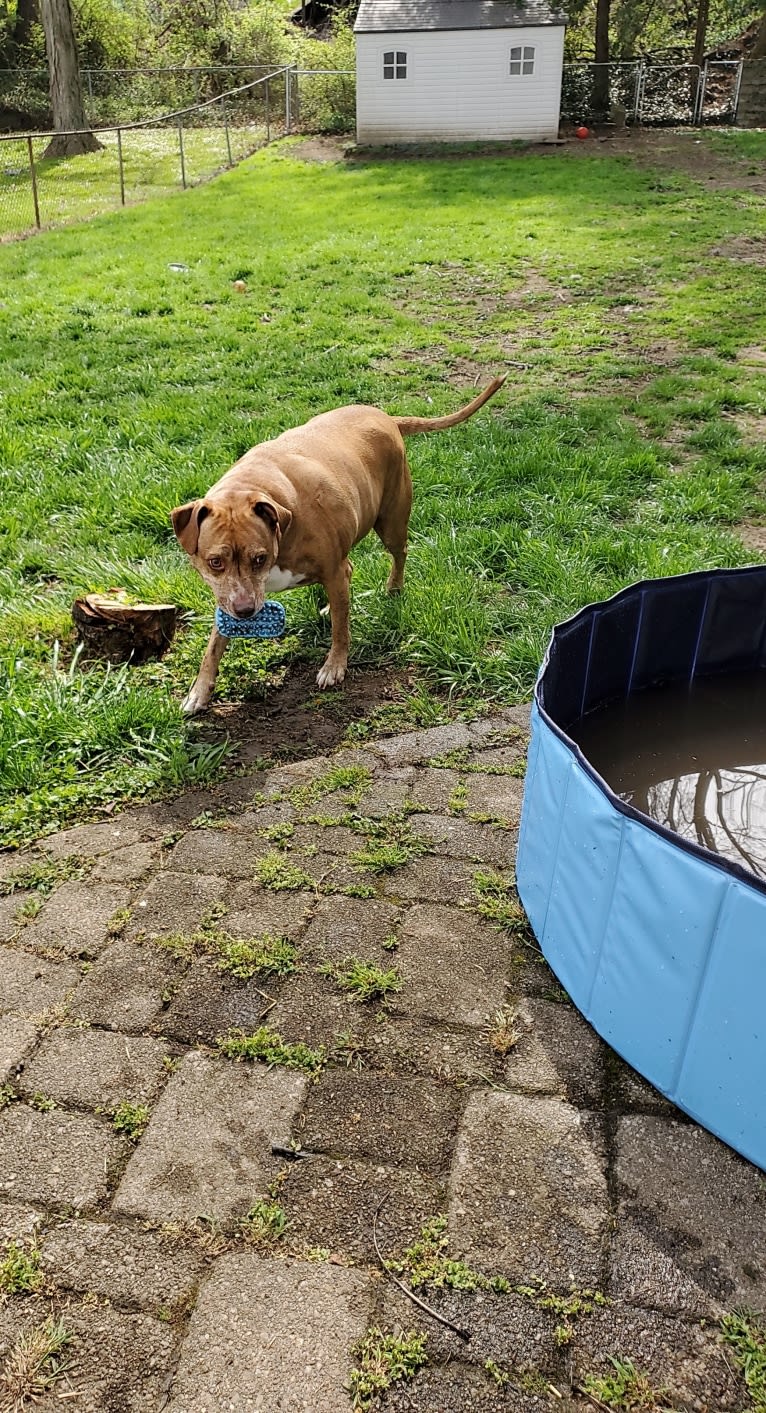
[395,375,506,436]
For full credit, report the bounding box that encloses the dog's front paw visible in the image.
[316,656,347,690]
[182,683,212,716]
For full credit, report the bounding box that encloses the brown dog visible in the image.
[171,376,505,714]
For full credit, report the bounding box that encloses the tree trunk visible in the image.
[691,0,709,115]
[39,0,102,157]
[592,0,611,119]
[737,10,766,127]
[13,0,39,50]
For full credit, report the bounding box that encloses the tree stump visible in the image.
[72,592,178,664]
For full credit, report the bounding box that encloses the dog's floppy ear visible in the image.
[254,497,293,538]
[171,501,211,555]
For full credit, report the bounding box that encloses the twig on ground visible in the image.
[372,1196,471,1343]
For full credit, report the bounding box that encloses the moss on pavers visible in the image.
[70,938,178,1031]
[0,946,80,1019]
[613,1115,766,1316]
[40,1220,203,1313]
[449,1092,609,1290]
[283,1156,444,1265]
[166,1254,371,1412]
[0,1107,124,1210]
[505,999,606,1111]
[395,904,513,1028]
[112,1052,307,1225]
[301,1070,461,1173]
[18,1028,169,1111]
[571,1302,747,1411]
[20,881,132,959]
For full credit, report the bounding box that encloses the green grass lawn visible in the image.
[1,134,766,845]
[0,124,267,239]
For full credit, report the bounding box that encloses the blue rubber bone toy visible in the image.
[215,601,286,640]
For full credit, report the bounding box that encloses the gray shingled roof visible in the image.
[354,2,566,33]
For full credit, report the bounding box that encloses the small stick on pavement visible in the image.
[372,1196,471,1343]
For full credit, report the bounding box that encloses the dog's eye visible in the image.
[207,557,224,572]
[252,554,267,569]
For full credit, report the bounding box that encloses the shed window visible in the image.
[383,50,407,79]
[510,45,535,76]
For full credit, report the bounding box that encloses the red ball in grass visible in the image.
[575,125,590,140]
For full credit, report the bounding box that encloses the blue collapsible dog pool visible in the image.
[516,565,766,1171]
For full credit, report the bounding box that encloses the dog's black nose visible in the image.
[233,605,257,620]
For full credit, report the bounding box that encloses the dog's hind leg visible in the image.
[375,468,413,596]
[182,624,229,715]
[317,558,352,690]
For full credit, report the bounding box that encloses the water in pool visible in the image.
[571,669,766,880]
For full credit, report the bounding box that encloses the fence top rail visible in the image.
[0,64,277,78]
[0,67,290,145]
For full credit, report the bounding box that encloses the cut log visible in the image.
[72,592,178,664]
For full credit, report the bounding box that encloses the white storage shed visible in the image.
[354,1,567,145]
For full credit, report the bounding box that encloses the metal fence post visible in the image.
[117,127,125,206]
[266,77,270,143]
[221,94,233,166]
[26,134,41,229]
[733,58,744,122]
[634,58,646,124]
[178,120,187,189]
[285,65,291,134]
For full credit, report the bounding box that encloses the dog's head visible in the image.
[171,493,292,619]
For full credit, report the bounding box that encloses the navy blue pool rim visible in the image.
[516,565,766,1171]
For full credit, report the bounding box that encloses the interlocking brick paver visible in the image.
[463,771,525,823]
[449,1091,609,1287]
[301,895,401,962]
[0,1015,37,1082]
[614,1114,766,1313]
[302,1069,461,1171]
[375,722,472,766]
[162,962,286,1046]
[21,880,131,958]
[130,871,223,938]
[396,903,513,1026]
[0,944,80,1017]
[42,1219,204,1310]
[166,1255,371,1413]
[19,1027,168,1110]
[91,841,160,882]
[168,828,272,877]
[379,853,477,903]
[284,1155,444,1264]
[0,1106,122,1209]
[505,998,605,1109]
[410,813,516,866]
[70,937,177,1030]
[113,1052,307,1223]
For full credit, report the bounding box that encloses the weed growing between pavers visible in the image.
[484,1359,511,1387]
[721,1310,766,1411]
[288,765,372,811]
[111,1100,150,1142]
[28,1093,56,1113]
[255,852,317,892]
[0,1086,17,1110]
[0,1318,71,1406]
[386,1215,510,1294]
[0,855,92,899]
[217,1025,325,1074]
[320,957,403,1005]
[472,870,527,932]
[155,903,298,980]
[0,1240,43,1297]
[106,906,132,939]
[579,1354,673,1411]
[485,1004,520,1056]
[239,1198,290,1246]
[516,1279,609,1347]
[348,1327,428,1411]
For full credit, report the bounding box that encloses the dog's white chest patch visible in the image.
[265,565,306,592]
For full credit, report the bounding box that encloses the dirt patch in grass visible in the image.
[736,522,766,560]
[711,235,766,265]
[194,664,420,766]
[289,136,350,164]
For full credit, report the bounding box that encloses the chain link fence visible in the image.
[0,69,289,240]
[561,58,744,126]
